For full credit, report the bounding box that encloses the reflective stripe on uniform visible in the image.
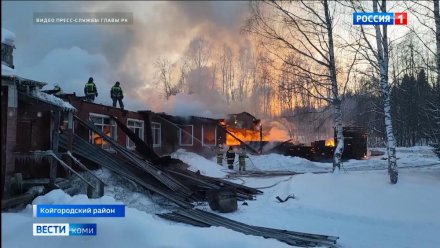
[85,83,95,94]
[112,86,122,96]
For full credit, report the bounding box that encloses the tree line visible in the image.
[155,0,440,184]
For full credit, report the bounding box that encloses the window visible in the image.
[127,119,144,149]
[151,122,161,147]
[202,125,217,146]
[89,114,117,149]
[179,125,194,146]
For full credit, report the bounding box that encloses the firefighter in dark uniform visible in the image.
[111,81,124,109]
[238,146,248,172]
[226,146,235,170]
[84,77,98,102]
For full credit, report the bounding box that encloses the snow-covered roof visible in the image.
[1,28,16,47]
[31,90,76,112]
[1,63,15,76]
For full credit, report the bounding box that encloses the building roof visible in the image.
[1,64,14,76]
[149,112,221,125]
[2,72,46,89]
[1,28,15,47]
[22,90,76,112]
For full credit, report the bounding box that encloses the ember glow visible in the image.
[226,127,267,146]
[325,138,335,147]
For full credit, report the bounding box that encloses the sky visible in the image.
[2,1,435,115]
[1,1,251,111]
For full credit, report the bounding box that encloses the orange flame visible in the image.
[325,138,335,147]
[226,127,268,146]
[92,130,111,145]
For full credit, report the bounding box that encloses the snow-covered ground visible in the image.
[2,146,440,248]
[247,146,440,173]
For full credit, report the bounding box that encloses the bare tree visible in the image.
[246,0,357,171]
[155,58,178,100]
[220,44,235,103]
[186,37,211,70]
[403,0,440,86]
[347,0,399,183]
[374,0,397,184]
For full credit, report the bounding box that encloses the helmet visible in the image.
[88,77,94,83]
[115,81,120,86]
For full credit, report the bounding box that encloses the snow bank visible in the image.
[2,190,290,248]
[32,90,76,111]
[248,153,329,172]
[341,146,440,171]
[1,28,16,46]
[223,169,440,248]
[171,149,228,178]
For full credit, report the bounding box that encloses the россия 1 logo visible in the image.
[353,12,407,25]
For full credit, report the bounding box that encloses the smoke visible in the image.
[264,120,292,142]
[152,67,231,118]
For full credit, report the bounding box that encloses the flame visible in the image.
[266,126,290,141]
[325,138,335,147]
[226,127,268,146]
[92,130,111,145]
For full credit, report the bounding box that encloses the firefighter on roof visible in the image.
[111,81,124,109]
[84,77,98,102]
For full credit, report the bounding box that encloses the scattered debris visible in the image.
[206,190,237,213]
[158,208,339,247]
[276,194,296,203]
[55,115,339,247]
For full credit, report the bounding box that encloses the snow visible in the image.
[222,169,440,248]
[2,190,290,248]
[1,28,15,46]
[247,153,328,172]
[2,146,439,248]
[1,64,15,76]
[31,90,76,111]
[171,149,228,178]
[337,146,440,171]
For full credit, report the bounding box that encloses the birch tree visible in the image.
[246,0,357,171]
[348,0,399,183]
[373,0,398,183]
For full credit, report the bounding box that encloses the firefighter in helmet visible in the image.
[226,146,235,170]
[111,81,124,109]
[84,77,98,102]
[238,145,248,172]
[213,144,224,166]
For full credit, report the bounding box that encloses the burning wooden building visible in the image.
[1,59,79,204]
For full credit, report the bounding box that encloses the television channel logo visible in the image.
[353,12,407,25]
[33,223,97,236]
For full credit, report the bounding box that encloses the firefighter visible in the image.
[111,81,124,109]
[238,146,248,172]
[214,144,224,166]
[84,77,98,102]
[226,146,235,170]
